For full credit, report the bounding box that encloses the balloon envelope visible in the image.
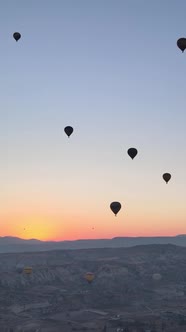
[13,32,21,41]
[152,273,162,281]
[127,148,138,159]
[177,38,186,52]
[163,173,171,183]
[24,266,33,275]
[16,263,24,274]
[110,202,121,216]
[64,126,73,137]
[85,272,95,283]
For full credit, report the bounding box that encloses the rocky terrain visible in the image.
[1,244,186,331]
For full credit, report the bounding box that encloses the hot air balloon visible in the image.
[163,173,171,184]
[16,263,24,274]
[177,38,186,53]
[110,202,121,216]
[24,266,33,275]
[152,273,162,281]
[85,272,95,284]
[13,32,21,42]
[127,148,138,159]
[64,126,73,137]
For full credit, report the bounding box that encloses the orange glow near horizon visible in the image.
[0,211,185,241]
[1,173,186,241]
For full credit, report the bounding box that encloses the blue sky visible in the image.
[0,0,186,239]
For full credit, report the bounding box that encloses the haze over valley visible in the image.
[1,244,186,331]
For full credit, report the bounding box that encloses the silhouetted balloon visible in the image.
[85,272,95,284]
[64,126,73,137]
[13,32,21,42]
[110,202,121,216]
[177,38,186,52]
[163,173,171,184]
[127,148,138,159]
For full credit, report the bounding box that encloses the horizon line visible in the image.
[0,234,185,242]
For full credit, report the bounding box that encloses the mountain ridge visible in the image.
[0,235,186,253]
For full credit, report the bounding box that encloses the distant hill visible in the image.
[0,235,186,253]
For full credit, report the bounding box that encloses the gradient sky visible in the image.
[1,0,186,240]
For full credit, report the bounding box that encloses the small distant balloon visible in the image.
[127,148,138,159]
[152,273,162,281]
[163,173,171,184]
[16,263,24,274]
[13,32,21,42]
[24,266,33,275]
[64,126,73,138]
[177,38,186,53]
[110,202,121,216]
[85,272,95,284]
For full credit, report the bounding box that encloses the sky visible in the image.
[0,0,186,241]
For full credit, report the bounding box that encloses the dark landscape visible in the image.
[1,243,186,331]
[1,235,186,253]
